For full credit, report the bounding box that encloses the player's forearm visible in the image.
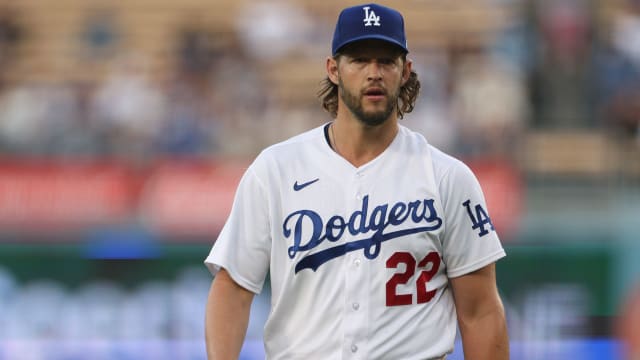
[458,305,509,360]
[205,270,254,360]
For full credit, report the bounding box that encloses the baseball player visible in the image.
[205,3,509,359]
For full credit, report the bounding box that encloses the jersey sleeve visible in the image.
[204,165,271,294]
[439,160,506,278]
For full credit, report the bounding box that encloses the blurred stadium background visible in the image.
[0,0,639,359]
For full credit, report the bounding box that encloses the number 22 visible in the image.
[385,251,441,306]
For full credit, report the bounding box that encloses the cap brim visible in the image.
[333,35,408,55]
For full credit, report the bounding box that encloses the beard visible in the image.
[338,78,398,127]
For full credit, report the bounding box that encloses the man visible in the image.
[205,3,509,359]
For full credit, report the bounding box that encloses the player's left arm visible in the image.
[450,262,509,360]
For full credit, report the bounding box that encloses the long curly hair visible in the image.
[317,56,421,119]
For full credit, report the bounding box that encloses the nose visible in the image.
[366,61,383,81]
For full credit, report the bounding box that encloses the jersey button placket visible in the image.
[355,171,364,201]
[343,170,368,359]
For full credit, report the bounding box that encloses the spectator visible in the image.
[0,81,47,155]
[403,47,459,153]
[235,0,316,62]
[449,44,529,159]
[78,8,120,61]
[529,0,594,128]
[90,52,166,163]
[594,0,640,141]
[175,23,221,77]
[208,41,273,156]
[157,71,218,156]
[0,6,23,73]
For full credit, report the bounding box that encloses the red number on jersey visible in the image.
[385,252,416,306]
[416,251,441,304]
[385,251,441,306]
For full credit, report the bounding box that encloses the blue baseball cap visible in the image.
[332,3,408,56]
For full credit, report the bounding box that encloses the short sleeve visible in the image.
[204,165,271,294]
[438,160,506,278]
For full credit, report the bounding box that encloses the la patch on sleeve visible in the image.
[462,199,495,237]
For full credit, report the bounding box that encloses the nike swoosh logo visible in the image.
[293,178,319,191]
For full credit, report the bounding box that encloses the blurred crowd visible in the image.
[0,0,637,165]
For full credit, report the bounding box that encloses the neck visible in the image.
[330,114,398,167]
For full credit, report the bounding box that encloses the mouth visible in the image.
[363,87,386,101]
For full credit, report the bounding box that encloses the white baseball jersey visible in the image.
[205,123,506,359]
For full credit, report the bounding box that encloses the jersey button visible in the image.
[356,194,362,200]
[352,302,360,310]
[354,259,361,267]
[351,344,358,353]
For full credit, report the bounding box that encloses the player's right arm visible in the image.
[205,268,255,360]
[204,159,271,359]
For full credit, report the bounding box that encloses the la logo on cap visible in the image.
[363,6,380,27]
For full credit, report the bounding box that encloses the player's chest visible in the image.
[275,166,444,274]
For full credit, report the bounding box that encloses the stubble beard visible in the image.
[338,78,398,127]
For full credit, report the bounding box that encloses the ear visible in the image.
[326,56,339,85]
[401,58,413,86]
